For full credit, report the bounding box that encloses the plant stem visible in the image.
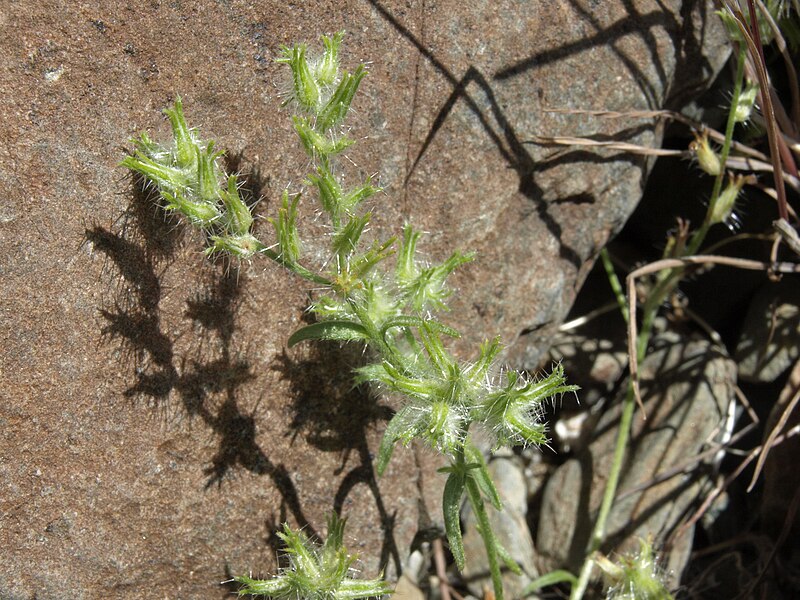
[600,248,628,324]
[688,44,747,256]
[464,471,504,600]
[569,371,640,600]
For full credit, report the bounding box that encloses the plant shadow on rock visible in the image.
[369,0,721,274]
[89,169,403,577]
[272,340,402,573]
[86,173,311,521]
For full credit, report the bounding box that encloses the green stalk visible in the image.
[464,468,505,600]
[687,44,747,256]
[600,248,628,324]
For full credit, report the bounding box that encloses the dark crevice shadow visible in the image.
[667,0,726,109]
[272,342,402,575]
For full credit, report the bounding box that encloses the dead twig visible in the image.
[748,358,800,491]
[626,255,800,411]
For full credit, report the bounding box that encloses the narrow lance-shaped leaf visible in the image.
[287,321,369,347]
[443,469,467,570]
[464,441,502,511]
[376,405,426,476]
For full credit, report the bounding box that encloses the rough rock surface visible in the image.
[1,1,728,598]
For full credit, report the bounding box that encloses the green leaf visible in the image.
[379,316,460,342]
[464,442,502,511]
[495,538,523,576]
[376,406,423,476]
[443,470,467,570]
[287,321,369,347]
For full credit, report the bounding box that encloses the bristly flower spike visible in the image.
[233,514,392,599]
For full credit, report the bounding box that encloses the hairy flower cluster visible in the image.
[234,514,390,599]
[122,99,263,258]
[596,539,674,600]
[273,35,576,470]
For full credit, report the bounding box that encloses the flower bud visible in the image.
[316,65,367,132]
[206,232,261,259]
[277,43,321,113]
[689,130,721,176]
[221,175,253,236]
[597,538,673,600]
[709,173,752,226]
[734,82,759,124]
[315,32,344,86]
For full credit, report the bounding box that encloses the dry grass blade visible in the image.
[542,107,771,161]
[675,422,800,545]
[747,358,800,491]
[626,255,800,411]
[774,218,800,255]
[722,0,790,220]
[527,135,688,158]
[433,537,452,600]
[755,0,800,130]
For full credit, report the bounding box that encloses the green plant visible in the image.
[234,514,391,599]
[122,33,577,600]
[595,539,673,600]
